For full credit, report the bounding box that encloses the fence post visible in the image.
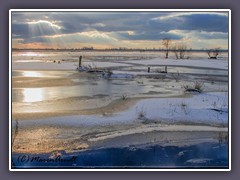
[79,56,82,67]
[165,65,167,73]
[148,67,150,73]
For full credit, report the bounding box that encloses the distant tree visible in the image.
[172,45,179,59]
[207,47,221,59]
[172,44,188,59]
[162,38,171,59]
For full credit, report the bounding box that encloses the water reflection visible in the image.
[23,71,41,77]
[12,70,73,78]
[23,88,43,102]
[20,52,41,57]
[12,79,178,104]
[12,142,228,168]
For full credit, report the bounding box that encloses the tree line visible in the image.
[162,38,223,59]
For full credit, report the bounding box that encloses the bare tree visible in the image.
[179,45,187,59]
[172,45,179,59]
[162,38,171,59]
[207,47,221,59]
[172,44,187,59]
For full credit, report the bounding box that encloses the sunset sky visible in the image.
[11,11,229,50]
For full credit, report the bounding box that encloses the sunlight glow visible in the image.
[27,20,62,30]
[42,31,117,40]
[79,31,117,40]
[27,19,68,48]
[22,71,41,77]
[20,52,40,57]
[23,88,44,102]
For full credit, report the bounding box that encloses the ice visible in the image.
[18,92,228,128]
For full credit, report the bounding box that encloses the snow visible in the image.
[186,158,212,164]
[19,92,228,128]
[127,58,228,70]
[81,61,131,68]
[12,51,229,134]
[112,70,157,76]
[133,92,228,125]
[87,125,227,142]
[12,56,228,71]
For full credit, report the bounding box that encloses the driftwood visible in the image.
[209,108,228,113]
[160,66,168,73]
[88,70,104,73]
[185,88,201,93]
[209,57,217,59]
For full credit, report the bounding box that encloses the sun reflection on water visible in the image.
[20,52,40,56]
[23,71,41,77]
[23,88,44,102]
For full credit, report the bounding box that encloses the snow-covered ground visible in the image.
[12,51,229,127]
[13,92,228,145]
[11,51,229,155]
[12,50,228,71]
[126,58,228,70]
[17,92,228,128]
[12,58,228,71]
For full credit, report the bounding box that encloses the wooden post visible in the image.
[79,56,82,67]
[148,67,150,73]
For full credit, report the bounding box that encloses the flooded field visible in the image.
[11,50,229,169]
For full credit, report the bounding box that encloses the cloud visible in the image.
[27,20,62,30]
[152,12,228,21]
[167,30,228,39]
[150,13,229,33]
[11,11,229,49]
[12,20,62,39]
[25,30,119,49]
[109,30,183,41]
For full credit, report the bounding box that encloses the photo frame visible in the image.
[9,9,231,171]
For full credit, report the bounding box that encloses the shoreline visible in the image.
[12,124,228,154]
[12,94,193,120]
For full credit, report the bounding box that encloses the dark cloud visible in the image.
[12,23,60,39]
[11,11,229,48]
[149,13,228,33]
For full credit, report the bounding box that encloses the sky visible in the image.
[11,11,229,50]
